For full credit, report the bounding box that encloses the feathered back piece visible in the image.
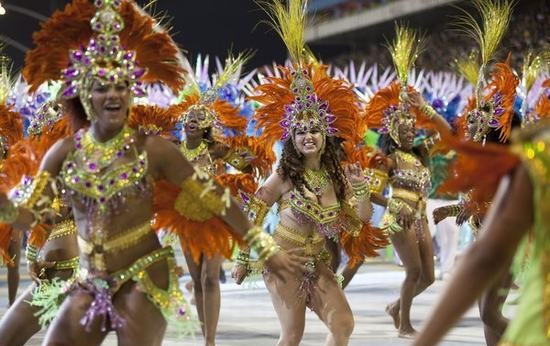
[128,104,179,138]
[252,0,360,146]
[534,79,550,121]
[23,0,186,94]
[0,55,23,159]
[454,0,514,103]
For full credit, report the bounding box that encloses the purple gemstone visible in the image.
[297,201,303,206]
[432,98,445,109]
[139,160,145,165]
[488,118,500,128]
[99,197,106,203]
[73,177,80,183]
[132,167,138,173]
[325,115,336,123]
[133,68,145,78]
[64,68,79,78]
[117,151,123,158]
[97,68,106,77]
[328,212,334,216]
[62,86,77,98]
[178,307,186,316]
[327,127,338,135]
[88,162,97,170]
[98,185,105,191]
[85,182,92,188]
[120,172,128,179]
[280,120,290,127]
[109,179,115,185]
[494,108,504,116]
[75,143,82,149]
[71,50,83,61]
[67,162,74,168]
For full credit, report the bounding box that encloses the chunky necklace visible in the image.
[180,140,208,162]
[76,126,135,173]
[304,168,330,196]
[396,150,422,167]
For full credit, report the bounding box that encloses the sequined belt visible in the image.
[78,221,152,271]
[392,188,423,202]
[273,223,325,256]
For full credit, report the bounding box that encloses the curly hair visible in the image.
[277,136,348,201]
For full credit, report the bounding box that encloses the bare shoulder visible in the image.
[40,137,75,174]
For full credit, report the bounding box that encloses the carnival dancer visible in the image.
[430,1,518,343]
[172,52,274,346]
[0,1,303,345]
[232,1,386,345]
[0,55,25,306]
[364,24,452,338]
[0,99,82,345]
[413,108,550,346]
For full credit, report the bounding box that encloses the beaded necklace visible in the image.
[61,126,149,215]
[304,168,330,196]
[180,140,208,162]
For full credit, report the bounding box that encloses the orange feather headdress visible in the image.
[250,0,360,148]
[23,0,186,119]
[463,60,518,143]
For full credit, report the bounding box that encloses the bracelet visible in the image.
[235,250,250,266]
[420,103,437,119]
[25,244,39,263]
[388,198,413,216]
[243,226,279,263]
[352,181,371,200]
[0,200,18,224]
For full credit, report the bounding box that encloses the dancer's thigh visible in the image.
[42,290,108,346]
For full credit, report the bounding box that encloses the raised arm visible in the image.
[413,165,534,346]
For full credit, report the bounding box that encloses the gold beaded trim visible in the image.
[53,256,79,271]
[48,219,77,241]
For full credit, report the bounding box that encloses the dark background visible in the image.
[0,0,286,72]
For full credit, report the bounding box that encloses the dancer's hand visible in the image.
[456,208,472,226]
[433,207,449,224]
[407,90,425,108]
[231,264,249,285]
[28,259,56,284]
[397,207,414,230]
[345,163,367,185]
[265,248,308,283]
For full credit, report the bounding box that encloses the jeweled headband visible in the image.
[61,0,145,119]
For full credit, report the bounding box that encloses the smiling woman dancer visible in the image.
[232,1,386,345]
[0,1,302,345]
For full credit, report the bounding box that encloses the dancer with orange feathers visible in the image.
[0,1,302,345]
[231,1,386,345]
[160,52,275,346]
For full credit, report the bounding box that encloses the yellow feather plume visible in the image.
[387,23,425,86]
[454,51,480,87]
[455,0,514,67]
[257,0,308,66]
[521,51,543,93]
[0,54,13,106]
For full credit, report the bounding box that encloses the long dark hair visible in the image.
[277,136,348,201]
[62,98,90,133]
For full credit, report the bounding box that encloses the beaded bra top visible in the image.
[279,189,359,240]
[390,150,431,195]
[60,126,150,216]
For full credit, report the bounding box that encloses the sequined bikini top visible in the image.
[60,127,150,215]
[279,189,359,240]
[390,150,431,194]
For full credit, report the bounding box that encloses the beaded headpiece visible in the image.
[251,0,359,147]
[365,24,424,147]
[23,0,187,120]
[175,53,252,133]
[455,0,515,143]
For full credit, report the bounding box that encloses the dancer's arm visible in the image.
[413,165,534,346]
[0,138,72,231]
